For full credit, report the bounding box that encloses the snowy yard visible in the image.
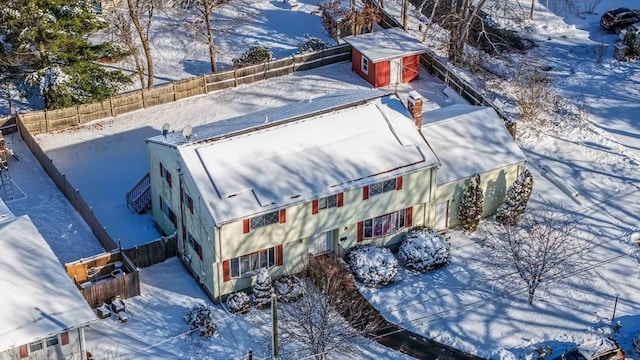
[3,0,640,358]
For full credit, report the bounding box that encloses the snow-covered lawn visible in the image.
[84,257,414,360]
[3,0,640,358]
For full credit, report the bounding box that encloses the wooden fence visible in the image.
[377,8,516,138]
[16,114,119,251]
[19,45,352,135]
[123,234,178,268]
[66,250,141,308]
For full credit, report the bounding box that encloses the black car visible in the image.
[600,8,640,33]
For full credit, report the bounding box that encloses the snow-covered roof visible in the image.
[177,95,440,225]
[420,104,526,184]
[0,197,15,224]
[0,215,97,352]
[343,27,428,62]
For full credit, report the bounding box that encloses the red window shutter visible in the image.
[362,186,369,200]
[312,200,319,214]
[406,207,413,228]
[396,176,403,190]
[188,198,194,213]
[180,188,184,203]
[357,221,364,242]
[197,245,202,260]
[167,173,172,188]
[279,209,286,223]
[243,219,250,234]
[61,332,69,345]
[159,196,163,211]
[182,224,186,240]
[222,260,230,282]
[19,344,28,358]
[159,162,163,177]
[276,245,284,266]
[337,193,344,207]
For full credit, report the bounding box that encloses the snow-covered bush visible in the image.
[347,245,398,288]
[399,227,450,273]
[184,303,217,337]
[495,167,534,226]
[275,275,305,303]
[226,292,251,314]
[232,45,273,69]
[296,35,329,54]
[251,267,273,309]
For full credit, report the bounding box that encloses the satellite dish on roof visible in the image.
[182,125,193,141]
[161,123,171,139]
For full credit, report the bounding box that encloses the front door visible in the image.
[390,58,402,85]
[308,230,335,255]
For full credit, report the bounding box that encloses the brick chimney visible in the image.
[407,91,423,129]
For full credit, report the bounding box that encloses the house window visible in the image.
[363,208,407,239]
[230,247,276,278]
[46,336,59,347]
[312,193,343,214]
[160,197,177,227]
[159,162,172,188]
[29,341,43,353]
[187,231,202,260]
[250,211,279,230]
[361,57,369,74]
[181,189,194,214]
[367,178,400,198]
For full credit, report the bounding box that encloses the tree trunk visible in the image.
[530,0,535,20]
[127,0,154,89]
[204,4,217,73]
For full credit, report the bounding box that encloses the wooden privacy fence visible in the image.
[376,8,516,138]
[19,45,352,135]
[66,250,140,308]
[16,114,118,251]
[123,234,178,268]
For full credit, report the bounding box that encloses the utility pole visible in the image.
[272,292,279,359]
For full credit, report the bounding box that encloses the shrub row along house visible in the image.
[145,28,527,302]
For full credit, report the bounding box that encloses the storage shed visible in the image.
[343,27,428,88]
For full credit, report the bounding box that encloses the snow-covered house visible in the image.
[146,89,444,300]
[0,201,97,360]
[343,27,427,88]
[420,104,527,229]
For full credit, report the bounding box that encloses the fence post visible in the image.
[234,69,238,87]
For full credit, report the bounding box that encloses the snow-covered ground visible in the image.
[3,0,640,358]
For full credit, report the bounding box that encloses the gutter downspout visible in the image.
[79,327,87,360]
[216,225,223,304]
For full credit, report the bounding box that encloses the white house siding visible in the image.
[1,328,86,360]
[212,167,437,298]
[432,163,525,229]
[147,142,218,299]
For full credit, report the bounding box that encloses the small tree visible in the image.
[623,31,640,60]
[457,174,484,232]
[495,167,534,226]
[484,206,594,304]
[278,256,381,359]
[251,267,273,309]
[514,61,553,122]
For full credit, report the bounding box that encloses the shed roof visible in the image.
[420,104,526,184]
[343,27,428,62]
[0,214,97,352]
[176,95,440,225]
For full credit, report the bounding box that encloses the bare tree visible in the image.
[445,0,490,63]
[104,0,147,88]
[514,59,552,122]
[277,256,381,359]
[182,0,229,73]
[483,206,594,304]
[126,0,158,89]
